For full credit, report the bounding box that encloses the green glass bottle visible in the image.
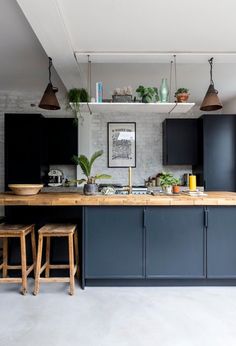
[160,78,169,103]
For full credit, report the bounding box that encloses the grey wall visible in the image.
[77,107,202,186]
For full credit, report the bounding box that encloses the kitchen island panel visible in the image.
[146,207,205,278]
[85,207,144,279]
[207,207,236,278]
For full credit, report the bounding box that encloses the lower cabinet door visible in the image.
[207,207,236,278]
[85,207,144,279]
[146,207,205,278]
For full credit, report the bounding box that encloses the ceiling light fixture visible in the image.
[200,57,222,112]
[39,57,60,110]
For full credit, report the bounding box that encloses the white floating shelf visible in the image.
[80,102,195,114]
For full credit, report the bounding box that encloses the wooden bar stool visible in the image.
[34,224,79,296]
[0,224,36,295]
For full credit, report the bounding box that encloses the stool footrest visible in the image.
[39,277,70,283]
[0,278,22,284]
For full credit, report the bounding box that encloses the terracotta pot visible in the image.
[176,93,189,103]
[173,185,180,194]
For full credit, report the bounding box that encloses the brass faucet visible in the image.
[128,166,132,194]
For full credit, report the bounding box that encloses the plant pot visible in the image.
[83,183,98,195]
[173,185,180,194]
[163,185,172,194]
[176,93,189,103]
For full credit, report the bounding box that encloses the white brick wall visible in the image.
[78,106,202,186]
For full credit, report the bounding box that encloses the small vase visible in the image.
[164,185,172,194]
[160,78,169,103]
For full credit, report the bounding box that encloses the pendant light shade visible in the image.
[200,57,222,112]
[39,57,60,110]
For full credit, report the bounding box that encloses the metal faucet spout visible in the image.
[128,167,132,194]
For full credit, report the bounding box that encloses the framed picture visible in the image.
[107,122,136,168]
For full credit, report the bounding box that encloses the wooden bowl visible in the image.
[8,184,44,196]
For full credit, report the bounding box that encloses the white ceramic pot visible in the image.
[164,185,172,194]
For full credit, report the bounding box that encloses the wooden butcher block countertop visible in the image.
[0,191,236,206]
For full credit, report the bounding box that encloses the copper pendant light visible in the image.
[200,57,222,111]
[39,57,60,110]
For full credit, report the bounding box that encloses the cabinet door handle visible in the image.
[204,209,208,228]
[143,209,147,228]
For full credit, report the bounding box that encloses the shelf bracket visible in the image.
[169,102,178,114]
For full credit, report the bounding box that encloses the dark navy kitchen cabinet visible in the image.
[46,118,78,165]
[193,115,236,191]
[145,207,205,278]
[85,207,144,278]
[207,207,236,278]
[163,119,198,165]
[4,113,48,190]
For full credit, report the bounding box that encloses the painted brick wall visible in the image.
[78,107,202,186]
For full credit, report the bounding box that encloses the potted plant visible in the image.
[172,177,181,194]
[67,88,90,118]
[136,85,159,103]
[72,150,111,195]
[159,172,178,194]
[175,88,189,103]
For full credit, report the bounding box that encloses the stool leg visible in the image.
[45,237,51,278]
[20,234,27,295]
[74,230,79,279]
[34,234,43,296]
[2,238,8,278]
[68,233,75,295]
[30,227,37,277]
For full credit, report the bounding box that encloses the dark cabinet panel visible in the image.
[146,207,205,278]
[85,207,144,278]
[207,207,236,278]
[46,118,78,165]
[5,113,48,189]
[163,119,198,165]
[193,115,236,191]
[203,116,236,191]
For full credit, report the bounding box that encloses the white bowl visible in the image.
[8,184,44,196]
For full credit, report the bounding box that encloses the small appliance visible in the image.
[48,169,63,187]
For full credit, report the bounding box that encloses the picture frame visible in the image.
[107,122,136,168]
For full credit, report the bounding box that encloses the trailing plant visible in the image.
[136,85,159,103]
[67,88,90,120]
[72,150,111,184]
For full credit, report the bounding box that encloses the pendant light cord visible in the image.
[174,54,177,92]
[169,60,173,102]
[209,57,214,84]
[48,57,52,84]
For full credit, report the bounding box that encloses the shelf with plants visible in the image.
[79,102,195,114]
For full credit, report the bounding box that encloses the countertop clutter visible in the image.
[1,191,236,206]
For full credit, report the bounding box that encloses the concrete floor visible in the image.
[1,280,236,346]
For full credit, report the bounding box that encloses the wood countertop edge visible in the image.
[1,192,236,206]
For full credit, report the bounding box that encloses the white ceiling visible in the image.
[2,0,236,104]
[0,0,66,96]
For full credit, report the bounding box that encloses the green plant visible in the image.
[159,172,180,187]
[67,88,90,120]
[174,88,189,96]
[72,150,111,184]
[67,88,89,103]
[136,85,159,103]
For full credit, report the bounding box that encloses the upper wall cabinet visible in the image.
[5,113,49,189]
[163,119,198,165]
[46,118,78,165]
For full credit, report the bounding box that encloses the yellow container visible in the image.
[189,175,197,191]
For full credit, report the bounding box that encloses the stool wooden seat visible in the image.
[0,224,36,295]
[34,224,79,296]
